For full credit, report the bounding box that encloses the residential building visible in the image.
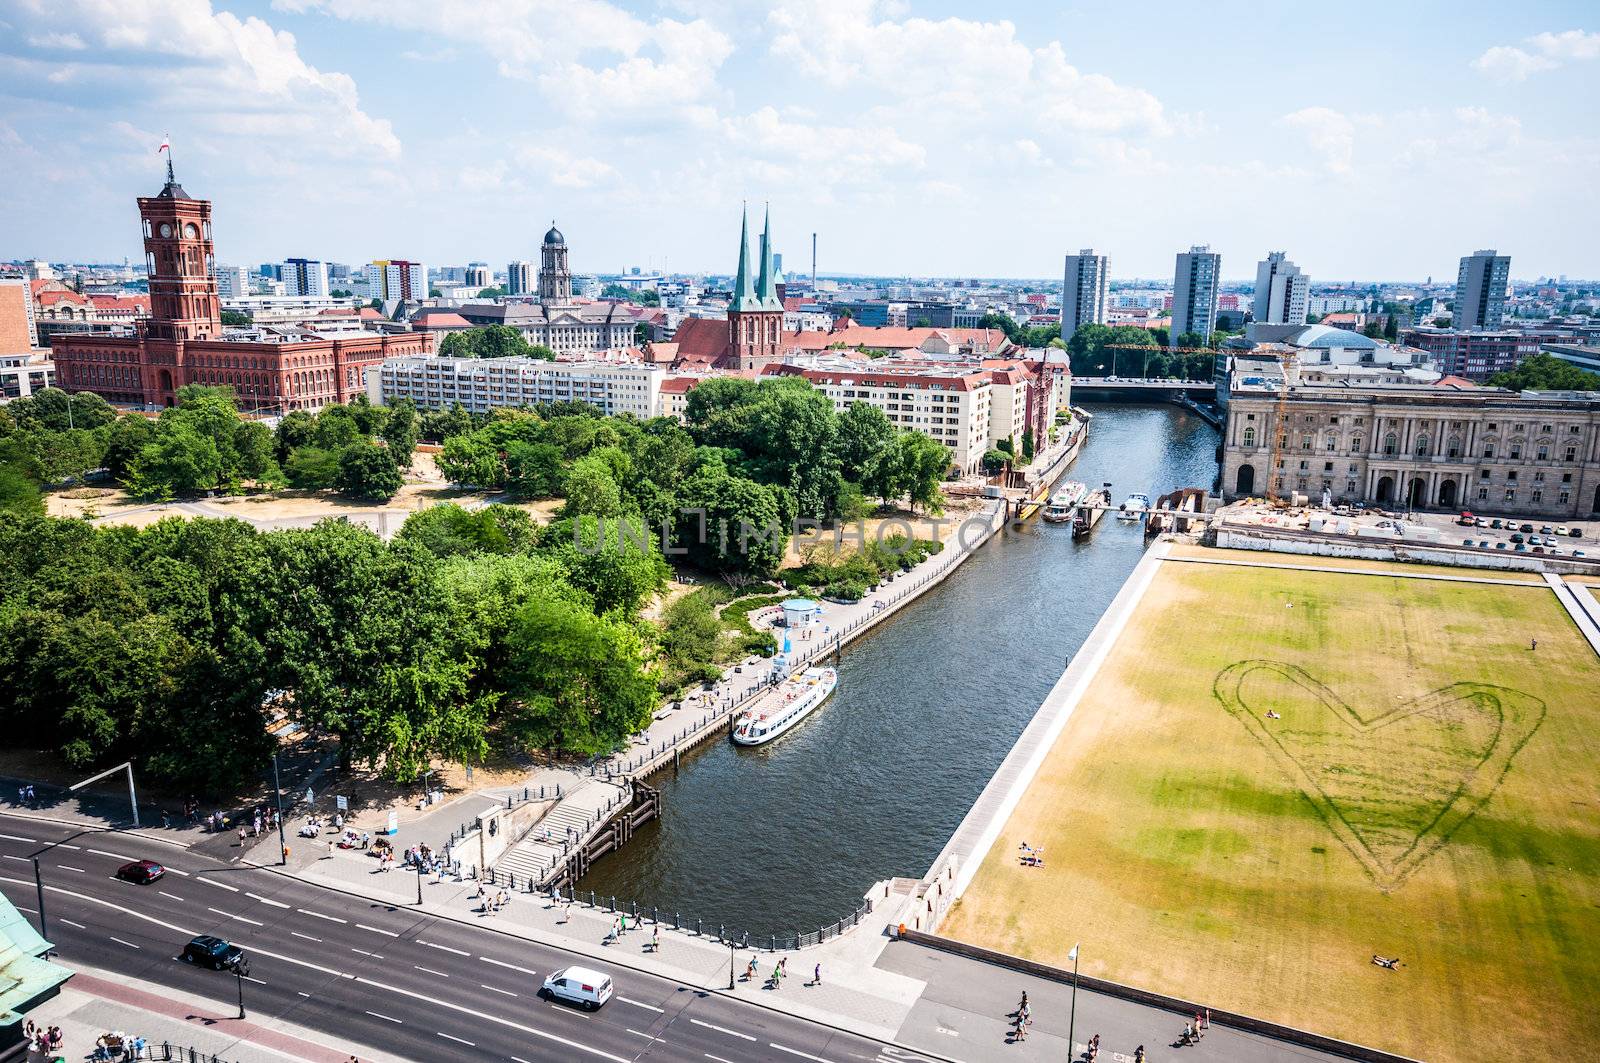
[1173,246,1221,341]
[0,352,55,401]
[31,281,151,339]
[20,259,56,281]
[1309,294,1370,316]
[212,265,251,299]
[282,258,329,298]
[1221,374,1600,518]
[507,261,534,296]
[1061,250,1110,336]
[1402,328,1539,381]
[1253,252,1309,325]
[370,355,662,419]
[365,260,427,302]
[464,264,491,290]
[1455,249,1511,329]
[50,164,430,411]
[0,279,38,352]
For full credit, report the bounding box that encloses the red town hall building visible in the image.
[51,164,430,411]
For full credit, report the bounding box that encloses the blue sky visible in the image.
[2,0,1597,282]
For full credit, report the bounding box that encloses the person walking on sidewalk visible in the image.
[650,925,660,952]
[812,962,821,986]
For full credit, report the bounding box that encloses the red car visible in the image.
[116,860,166,884]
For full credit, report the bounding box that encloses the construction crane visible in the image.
[1098,342,1221,381]
[1264,348,1297,503]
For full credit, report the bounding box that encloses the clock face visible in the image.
[159,223,173,238]
[184,223,199,239]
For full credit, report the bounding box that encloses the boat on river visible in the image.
[1073,486,1113,539]
[1042,481,1088,523]
[732,667,838,746]
[1117,493,1151,522]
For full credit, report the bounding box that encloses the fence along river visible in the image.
[579,403,1222,936]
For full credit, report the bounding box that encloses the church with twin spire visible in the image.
[720,204,786,370]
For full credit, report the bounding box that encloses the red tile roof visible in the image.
[671,317,730,361]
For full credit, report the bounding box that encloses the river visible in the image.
[579,403,1221,936]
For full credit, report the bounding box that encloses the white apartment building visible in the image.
[370,355,663,419]
[507,261,534,296]
[767,358,997,475]
[282,258,329,298]
[212,265,251,299]
[1456,249,1511,329]
[1061,250,1110,336]
[1253,252,1309,325]
[1309,294,1370,316]
[0,352,55,402]
[1173,246,1221,340]
[365,260,428,303]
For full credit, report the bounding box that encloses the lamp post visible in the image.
[728,939,736,990]
[235,961,248,1019]
[1066,943,1080,1061]
[32,858,48,948]
[271,753,287,865]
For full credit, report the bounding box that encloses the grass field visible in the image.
[1165,542,1551,582]
[941,560,1600,1062]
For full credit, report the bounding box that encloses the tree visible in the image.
[233,421,279,483]
[674,458,784,576]
[220,310,251,327]
[1363,320,1383,338]
[0,442,44,517]
[562,453,625,517]
[505,441,564,498]
[399,502,539,559]
[283,446,340,489]
[274,409,316,462]
[312,405,362,451]
[1488,353,1600,392]
[545,514,670,616]
[1174,331,1206,349]
[980,449,1010,476]
[429,287,442,298]
[104,416,156,479]
[330,289,353,299]
[336,442,404,501]
[1383,316,1399,341]
[835,402,895,484]
[895,431,949,514]
[1022,427,1036,461]
[368,298,383,310]
[438,324,535,360]
[125,423,222,499]
[421,402,474,442]
[380,397,420,468]
[502,596,657,756]
[477,286,508,299]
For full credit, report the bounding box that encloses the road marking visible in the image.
[2,855,30,863]
[297,992,311,998]
[690,1019,756,1042]
[163,867,190,876]
[109,937,140,949]
[158,891,184,902]
[479,956,537,976]
[418,939,469,956]
[208,909,264,928]
[88,848,132,860]
[55,844,80,850]
[351,975,631,1063]
[365,1011,402,1024]
[197,877,239,892]
[57,864,85,873]
[437,1033,475,1047]
[356,923,399,937]
[705,1055,738,1063]
[413,965,449,978]
[479,983,517,997]
[0,833,37,843]
[617,997,663,1012]
[290,932,322,943]
[242,975,267,985]
[297,908,346,923]
[351,948,384,959]
[770,1045,836,1063]
[247,892,290,909]
[60,918,86,929]
[626,1029,668,1043]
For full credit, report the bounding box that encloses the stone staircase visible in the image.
[492,778,630,886]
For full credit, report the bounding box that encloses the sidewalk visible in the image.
[26,966,405,1063]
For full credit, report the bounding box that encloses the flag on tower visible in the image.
[157,135,170,155]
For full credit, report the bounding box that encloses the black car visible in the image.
[1519,523,1535,533]
[183,935,246,971]
[116,860,165,884]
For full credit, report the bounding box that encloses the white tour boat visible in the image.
[1042,481,1088,523]
[1117,492,1151,522]
[732,667,838,746]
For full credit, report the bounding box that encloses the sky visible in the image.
[2,0,1598,283]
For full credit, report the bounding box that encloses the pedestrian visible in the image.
[813,962,821,985]
[1531,637,1538,651]
[770,962,782,989]
[326,837,334,859]
[1016,990,1028,1017]
[558,900,571,924]
[1195,1010,1205,1038]
[239,826,248,848]
[1204,1007,1211,1031]
[651,925,659,952]
[746,955,758,981]
[620,912,628,935]
[1134,1045,1144,1062]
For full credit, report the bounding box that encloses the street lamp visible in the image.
[1066,943,1080,1060]
[235,960,249,1019]
[728,939,736,990]
[32,858,49,948]
[272,753,287,865]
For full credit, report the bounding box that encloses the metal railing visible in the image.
[447,784,561,846]
[139,1044,239,1063]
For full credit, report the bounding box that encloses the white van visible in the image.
[542,966,613,1011]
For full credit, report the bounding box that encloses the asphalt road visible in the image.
[0,812,941,1063]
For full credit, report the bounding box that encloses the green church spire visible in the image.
[732,204,760,312]
[757,203,781,310]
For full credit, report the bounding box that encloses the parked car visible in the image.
[1541,526,1555,535]
[1478,540,1491,549]
[1557,526,1570,537]
[1519,523,1535,533]
[541,966,613,1011]
[1570,527,1585,538]
[1515,543,1529,552]
[1511,533,1525,544]
[1491,518,1505,529]
[182,935,245,971]
[1457,512,1476,526]
[115,860,165,885]
[1495,542,1508,550]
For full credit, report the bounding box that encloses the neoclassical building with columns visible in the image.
[1221,380,1600,519]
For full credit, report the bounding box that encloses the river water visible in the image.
[580,404,1221,936]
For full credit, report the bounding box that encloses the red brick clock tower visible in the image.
[136,159,221,403]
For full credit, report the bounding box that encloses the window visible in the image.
[1532,489,1544,503]
[1560,490,1570,505]
[1299,460,1308,471]
[1414,436,1430,456]
[1505,488,1516,502]
[1352,437,1363,452]
[1383,433,1398,455]
[1242,427,1256,448]
[1508,471,1518,482]
[1301,435,1312,450]
[1535,472,1545,483]
[1510,444,1522,459]
[1541,424,1552,432]
[1484,443,1495,458]
[1565,446,1577,461]
[1563,473,1573,483]
[1354,417,1364,426]
[1478,486,1489,501]
[1323,461,1333,472]
[1447,437,1460,458]
[1326,438,1337,451]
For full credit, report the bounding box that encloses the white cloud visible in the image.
[0,0,399,159]
[26,32,86,50]
[1279,106,1356,175]
[1472,28,1600,81]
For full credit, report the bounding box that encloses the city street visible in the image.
[0,812,941,1063]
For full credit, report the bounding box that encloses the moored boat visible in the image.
[732,667,839,746]
[1117,492,1151,522]
[1042,481,1088,523]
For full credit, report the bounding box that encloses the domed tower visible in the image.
[538,222,573,304]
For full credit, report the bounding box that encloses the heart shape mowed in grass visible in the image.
[1213,660,1546,891]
